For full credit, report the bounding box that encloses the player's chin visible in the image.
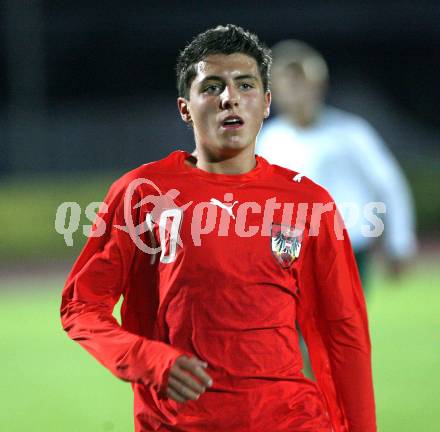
[218,138,248,153]
[218,132,247,147]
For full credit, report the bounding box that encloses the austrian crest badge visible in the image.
[271,224,302,268]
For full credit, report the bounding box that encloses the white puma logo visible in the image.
[293,173,303,183]
[209,198,239,219]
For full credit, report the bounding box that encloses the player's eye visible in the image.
[203,84,222,94]
[239,82,254,91]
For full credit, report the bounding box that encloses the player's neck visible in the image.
[286,104,321,128]
[190,146,256,175]
[290,112,316,128]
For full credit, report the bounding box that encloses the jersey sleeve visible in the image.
[296,199,376,432]
[60,175,183,394]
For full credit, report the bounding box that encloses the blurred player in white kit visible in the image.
[256,39,417,288]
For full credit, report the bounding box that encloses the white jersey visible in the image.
[256,106,416,258]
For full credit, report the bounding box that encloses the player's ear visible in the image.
[177,97,192,123]
[263,91,271,119]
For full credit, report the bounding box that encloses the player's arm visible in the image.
[297,199,376,432]
[60,178,208,398]
[350,120,417,269]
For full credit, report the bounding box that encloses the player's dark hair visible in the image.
[176,24,272,99]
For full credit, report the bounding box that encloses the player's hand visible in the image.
[166,355,213,403]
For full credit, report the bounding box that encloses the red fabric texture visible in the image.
[61,151,376,431]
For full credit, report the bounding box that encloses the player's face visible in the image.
[272,64,324,121]
[178,53,271,157]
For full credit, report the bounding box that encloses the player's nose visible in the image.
[220,85,240,110]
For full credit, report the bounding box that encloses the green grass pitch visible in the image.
[1,260,439,431]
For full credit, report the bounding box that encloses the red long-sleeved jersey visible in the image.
[61,151,376,431]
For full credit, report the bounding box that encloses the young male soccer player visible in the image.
[61,25,376,431]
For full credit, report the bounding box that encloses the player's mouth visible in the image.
[220,115,244,130]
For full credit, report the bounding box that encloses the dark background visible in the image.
[1,1,439,170]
